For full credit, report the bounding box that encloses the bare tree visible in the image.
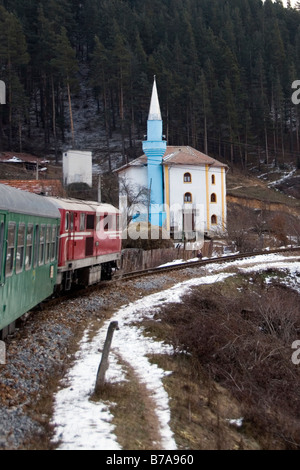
[119,176,150,227]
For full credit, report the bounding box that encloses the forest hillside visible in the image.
[0,0,300,174]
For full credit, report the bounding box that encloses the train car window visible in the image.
[51,226,57,261]
[0,221,4,279]
[39,225,46,265]
[16,224,25,274]
[5,222,16,277]
[25,224,33,270]
[80,213,85,231]
[45,225,51,264]
[33,224,39,268]
[86,214,95,230]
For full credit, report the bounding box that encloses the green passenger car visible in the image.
[0,184,61,337]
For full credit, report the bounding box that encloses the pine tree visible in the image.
[0,6,29,149]
[90,36,112,169]
[51,26,79,147]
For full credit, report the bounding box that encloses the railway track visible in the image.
[114,246,300,282]
[27,245,300,319]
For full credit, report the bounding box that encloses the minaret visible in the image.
[142,77,167,227]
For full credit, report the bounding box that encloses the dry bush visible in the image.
[160,285,300,449]
[122,222,173,250]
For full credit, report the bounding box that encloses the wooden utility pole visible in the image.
[67,81,75,147]
[95,321,119,394]
[98,174,101,203]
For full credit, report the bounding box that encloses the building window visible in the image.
[211,174,215,185]
[184,192,192,203]
[210,193,217,203]
[184,172,192,183]
[211,214,217,225]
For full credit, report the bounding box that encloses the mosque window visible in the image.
[184,172,192,183]
[210,193,217,203]
[211,214,217,225]
[184,192,192,203]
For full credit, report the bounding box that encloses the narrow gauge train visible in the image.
[0,184,122,339]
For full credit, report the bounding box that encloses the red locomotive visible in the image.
[47,197,122,290]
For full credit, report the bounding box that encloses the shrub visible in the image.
[160,285,300,449]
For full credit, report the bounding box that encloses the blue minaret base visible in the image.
[143,139,166,227]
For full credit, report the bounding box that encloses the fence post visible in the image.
[95,321,119,394]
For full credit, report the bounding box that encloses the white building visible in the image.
[63,150,92,187]
[117,145,227,239]
[116,79,227,242]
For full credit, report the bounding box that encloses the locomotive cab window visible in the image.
[25,224,33,270]
[65,212,74,231]
[65,212,69,231]
[16,223,25,274]
[70,212,74,231]
[6,222,16,277]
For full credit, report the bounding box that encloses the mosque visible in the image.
[116,77,227,243]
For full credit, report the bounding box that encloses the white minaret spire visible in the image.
[148,75,162,121]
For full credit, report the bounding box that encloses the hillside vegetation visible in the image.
[0,0,300,175]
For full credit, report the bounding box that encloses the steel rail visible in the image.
[114,246,300,282]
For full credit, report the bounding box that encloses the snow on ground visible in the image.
[51,272,233,450]
[51,252,300,450]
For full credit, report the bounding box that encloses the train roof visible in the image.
[0,183,61,219]
[46,197,120,214]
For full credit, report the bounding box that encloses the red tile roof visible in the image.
[116,146,227,173]
[163,146,227,167]
[0,180,64,197]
